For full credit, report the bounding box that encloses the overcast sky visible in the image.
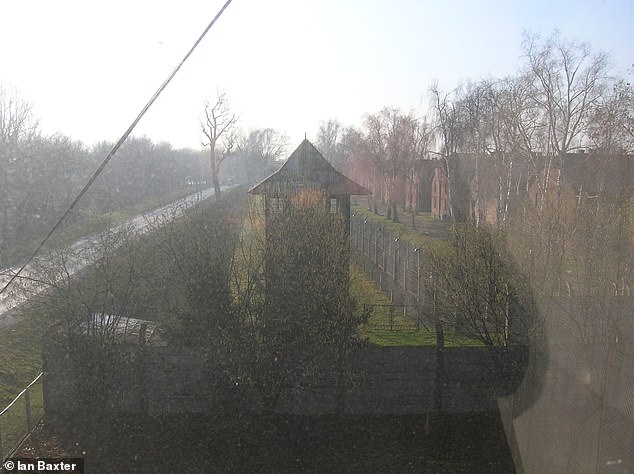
[2,0,633,150]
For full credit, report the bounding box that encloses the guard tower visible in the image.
[249,138,369,231]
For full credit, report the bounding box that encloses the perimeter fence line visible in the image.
[350,213,430,304]
[0,372,44,464]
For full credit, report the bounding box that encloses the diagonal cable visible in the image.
[0,0,234,298]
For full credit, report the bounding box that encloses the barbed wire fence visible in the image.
[350,213,432,330]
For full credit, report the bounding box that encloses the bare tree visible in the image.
[407,115,433,225]
[236,128,287,184]
[492,74,548,214]
[587,79,634,153]
[316,119,342,168]
[429,82,463,220]
[0,85,38,143]
[27,224,141,341]
[201,91,237,197]
[364,108,419,222]
[0,85,38,257]
[454,78,539,225]
[452,80,498,226]
[334,126,372,203]
[522,31,609,156]
[425,225,533,347]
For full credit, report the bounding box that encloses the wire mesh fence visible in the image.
[362,304,429,331]
[0,372,44,463]
[349,212,444,337]
[351,213,428,304]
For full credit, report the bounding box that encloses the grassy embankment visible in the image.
[2,186,202,267]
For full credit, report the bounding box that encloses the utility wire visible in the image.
[0,0,234,298]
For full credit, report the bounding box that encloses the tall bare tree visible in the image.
[0,85,38,143]
[494,74,546,199]
[429,82,463,220]
[236,128,287,184]
[453,80,498,226]
[316,119,343,168]
[0,85,38,257]
[201,91,237,197]
[407,115,433,223]
[522,31,609,156]
[365,108,419,222]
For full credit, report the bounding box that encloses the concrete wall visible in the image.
[43,338,527,418]
[43,341,212,416]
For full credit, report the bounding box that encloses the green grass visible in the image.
[0,310,47,459]
[351,205,449,245]
[350,265,482,347]
[0,382,43,459]
[349,203,487,347]
[362,323,483,348]
[0,310,48,408]
[367,329,436,346]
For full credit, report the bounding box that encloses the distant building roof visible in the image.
[249,139,370,196]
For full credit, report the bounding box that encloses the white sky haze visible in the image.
[2,0,633,150]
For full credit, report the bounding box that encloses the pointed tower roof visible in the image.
[249,139,369,196]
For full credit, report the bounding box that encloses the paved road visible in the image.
[0,187,219,332]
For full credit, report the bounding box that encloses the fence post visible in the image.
[373,227,378,264]
[0,372,43,463]
[0,419,4,463]
[403,242,408,292]
[389,305,395,331]
[416,307,420,331]
[414,247,421,301]
[382,229,387,272]
[360,221,364,254]
[392,237,398,281]
[25,390,32,432]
